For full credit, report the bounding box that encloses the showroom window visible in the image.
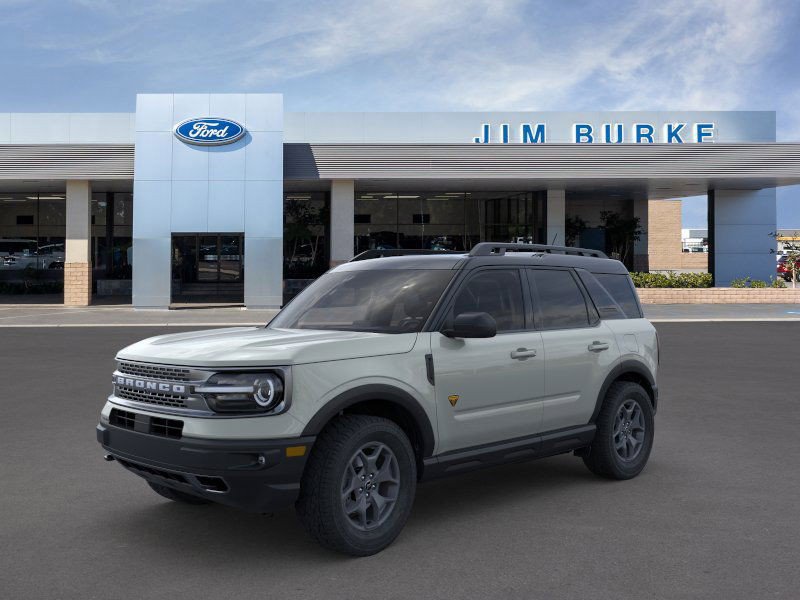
[354,191,546,255]
[91,192,133,281]
[284,192,330,278]
[0,192,66,292]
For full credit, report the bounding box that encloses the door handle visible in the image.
[588,341,610,352]
[510,348,537,360]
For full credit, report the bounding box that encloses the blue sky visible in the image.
[1,0,799,227]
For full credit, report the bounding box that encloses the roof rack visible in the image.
[468,242,608,259]
[350,249,464,262]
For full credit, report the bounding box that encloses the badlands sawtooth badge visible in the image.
[448,394,459,407]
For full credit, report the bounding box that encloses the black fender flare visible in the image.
[591,360,658,422]
[301,384,436,458]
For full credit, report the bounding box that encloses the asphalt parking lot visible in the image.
[1,323,799,600]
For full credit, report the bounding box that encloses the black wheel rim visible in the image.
[340,442,400,531]
[613,399,646,462]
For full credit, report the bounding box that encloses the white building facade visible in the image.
[0,95,798,307]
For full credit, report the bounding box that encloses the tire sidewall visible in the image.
[324,422,417,553]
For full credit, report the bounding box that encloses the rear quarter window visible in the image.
[593,273,643,318]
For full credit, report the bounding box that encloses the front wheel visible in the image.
[296,414,417,556]
[583,381,655,480]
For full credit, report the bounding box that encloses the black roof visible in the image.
[341,244,629,275]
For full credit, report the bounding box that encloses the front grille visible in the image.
[115,387,187,408]
[109,408,136,430]
[150,417,183,439]
[118,361,192,382]
[108,408,184,439]
[116,458,189,484]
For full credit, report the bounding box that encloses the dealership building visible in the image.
[1,93,799,308]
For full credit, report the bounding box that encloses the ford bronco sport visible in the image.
[97,243,658,556]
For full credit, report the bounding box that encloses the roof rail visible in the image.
[349,249,464,262]
[468,242,608,259]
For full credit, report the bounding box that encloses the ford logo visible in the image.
[173,117,245,146]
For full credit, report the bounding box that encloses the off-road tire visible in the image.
[583,381,654,480]
[296,414,417,556]
[147,481,211,505]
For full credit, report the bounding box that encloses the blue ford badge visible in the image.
[173,117,245,146]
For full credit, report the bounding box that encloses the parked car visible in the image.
[777,255,800,281]
[97,243,659,556]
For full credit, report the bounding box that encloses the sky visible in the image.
[1,0,799,228]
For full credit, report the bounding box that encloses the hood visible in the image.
[116,327,418,367]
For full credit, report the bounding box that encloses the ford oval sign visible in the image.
[173,117,245,146]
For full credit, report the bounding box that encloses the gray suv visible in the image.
[97,243,658,556]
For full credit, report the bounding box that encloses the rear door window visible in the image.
[527,269,591,329]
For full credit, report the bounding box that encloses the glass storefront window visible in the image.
[91,192,133,281]
[284,192,330,278]
[0,193,66,292]
[354,191,546,254]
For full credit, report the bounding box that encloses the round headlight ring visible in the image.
[254,377,276,408]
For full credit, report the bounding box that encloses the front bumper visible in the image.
[97,422,315,513]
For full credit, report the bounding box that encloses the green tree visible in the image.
[565,215,587,247]
[600,211,644,269]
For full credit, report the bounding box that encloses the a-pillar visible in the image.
[330,180,355,266]
[708,188,776,286]
[64,180,92,306]
[546,189,565,245]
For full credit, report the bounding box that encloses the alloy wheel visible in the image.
[340,442,401,531]
[613,399,646,461]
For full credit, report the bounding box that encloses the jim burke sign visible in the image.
[473,121,715,144]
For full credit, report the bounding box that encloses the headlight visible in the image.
[196,372,285,414]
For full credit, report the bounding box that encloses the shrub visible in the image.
[770,276,787,288]
[730,277,750,288]
[749,279,767,288]
[629,272,713,288]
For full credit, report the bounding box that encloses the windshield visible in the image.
[270,269,455,333]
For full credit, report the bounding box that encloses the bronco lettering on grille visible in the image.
[115,375,186,394]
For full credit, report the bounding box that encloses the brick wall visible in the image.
[681,252,708,270]
[64,262,92,306]
[647,200,684,271]
[638,288,800,304]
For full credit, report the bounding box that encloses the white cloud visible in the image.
[422,0,788,111]
[238,0,522,84]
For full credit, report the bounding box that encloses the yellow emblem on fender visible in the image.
[448,395,459,407]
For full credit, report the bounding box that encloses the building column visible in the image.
[546,189,565,245]
[709,188,776,286]
[330,180,355,266]
[64,180,92,306]
[633,198,649,272]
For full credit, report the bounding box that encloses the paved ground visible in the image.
[1,324,799,599]
[0,304,277,327]
[2,302,800,327]
[643,302,800,321]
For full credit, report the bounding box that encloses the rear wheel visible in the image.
[147,481,211,505]
[583,381,654,480]
[296,414,417,556]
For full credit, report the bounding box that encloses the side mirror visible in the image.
[442,312,497,339]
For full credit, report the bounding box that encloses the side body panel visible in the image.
[601,317,659,387]
[539,321,621,430]
[430,330,546,454]
[290,334,437,450]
